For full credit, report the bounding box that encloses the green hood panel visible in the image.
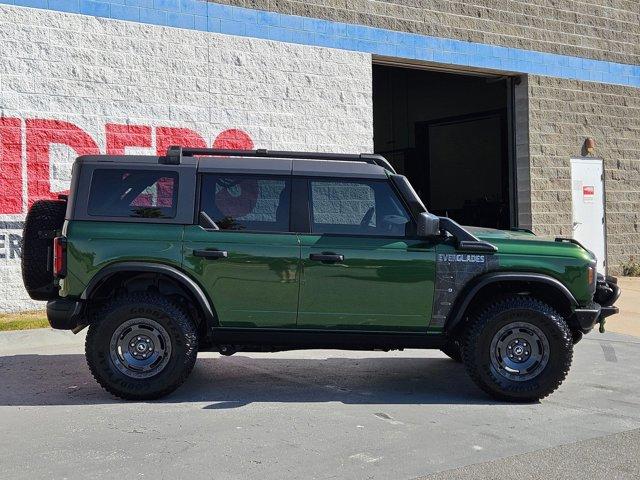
[465,226,594,261]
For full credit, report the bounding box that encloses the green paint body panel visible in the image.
[470,227,595,305]
[182,227,300,328]
[61,220,595,333]
[60,221,185,297]
[298,235,436,331]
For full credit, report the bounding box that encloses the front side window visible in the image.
[88,169,178,218]
[309,179,412,236]
[200,174,291,232]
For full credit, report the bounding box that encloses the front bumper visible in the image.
[46,298,83,330]
[573,275,621,333]
[574,303,619,333]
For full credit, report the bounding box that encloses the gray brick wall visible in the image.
[525,75,640,275]
[212,0,640,65]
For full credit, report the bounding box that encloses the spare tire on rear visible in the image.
[22,199,67,300]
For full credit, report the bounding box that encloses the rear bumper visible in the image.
[46,298,83,330]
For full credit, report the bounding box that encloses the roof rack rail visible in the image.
[162,146,396,173]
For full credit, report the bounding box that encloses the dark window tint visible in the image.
[309,179,412,236]
[88,169,178,219]
[201,174,291,232]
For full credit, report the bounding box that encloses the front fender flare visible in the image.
[444,272,578,333]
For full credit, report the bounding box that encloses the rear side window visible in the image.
[200,174,291,232]
[309,179,412,236]
[88,169,178,219]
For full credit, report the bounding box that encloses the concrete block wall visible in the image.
[0,4,373,312]
[526,76,640,274]
[214,0,640,65]
[4,1,638,87]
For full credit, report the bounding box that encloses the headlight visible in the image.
[588,265,596,292]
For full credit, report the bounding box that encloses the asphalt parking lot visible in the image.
[1,322,639,479]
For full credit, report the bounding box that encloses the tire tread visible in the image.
[462,296,573,402]
[85,292,198,400]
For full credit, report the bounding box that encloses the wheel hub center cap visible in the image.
[128,335,154,358]
[507,338,530,362]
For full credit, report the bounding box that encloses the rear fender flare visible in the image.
[82,262,217,328]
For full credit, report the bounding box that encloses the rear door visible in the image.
[297,177,436,332]
[182,172,300,328]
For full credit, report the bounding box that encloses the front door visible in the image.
[570,157,606,274]
[297,178,436,331]
[182,173,300,328]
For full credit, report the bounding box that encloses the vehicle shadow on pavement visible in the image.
[0,354,500,406]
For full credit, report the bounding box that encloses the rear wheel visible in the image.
[462,296,573,402]
[85,293,198,400]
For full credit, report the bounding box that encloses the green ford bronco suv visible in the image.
[22,147,620,402]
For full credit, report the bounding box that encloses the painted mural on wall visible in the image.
[0,118,253,262]
[0,119,253,211]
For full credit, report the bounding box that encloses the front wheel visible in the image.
[462,296,573,402]
[85,293,198,400]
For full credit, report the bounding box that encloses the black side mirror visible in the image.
[416,212,440,237]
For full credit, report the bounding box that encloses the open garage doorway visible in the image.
[373,63,516,229]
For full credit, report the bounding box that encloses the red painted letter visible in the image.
[105,123,152,155]
[26,119,100,205]
[213,129,254,150]
[0,118,23,214]
[155,127,207,156]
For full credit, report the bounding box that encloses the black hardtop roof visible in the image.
[76,147,395,179]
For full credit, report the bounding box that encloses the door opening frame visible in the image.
[414,108,509,227]
[371,58,520,228]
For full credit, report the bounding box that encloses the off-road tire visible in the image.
[441,340,463,362]
[21,199,67,300]
[462,296,573,402]
[85,293,198,400]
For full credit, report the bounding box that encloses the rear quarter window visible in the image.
[87,169,178,219]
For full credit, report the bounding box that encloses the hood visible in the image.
[465,226,547,241]
[464,226,595,261]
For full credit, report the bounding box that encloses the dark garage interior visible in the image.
[373,64,514,229]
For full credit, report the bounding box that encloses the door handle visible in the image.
[309,252,344,264]
[193,249,228,260]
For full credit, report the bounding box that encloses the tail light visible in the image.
[53,236,67,278]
